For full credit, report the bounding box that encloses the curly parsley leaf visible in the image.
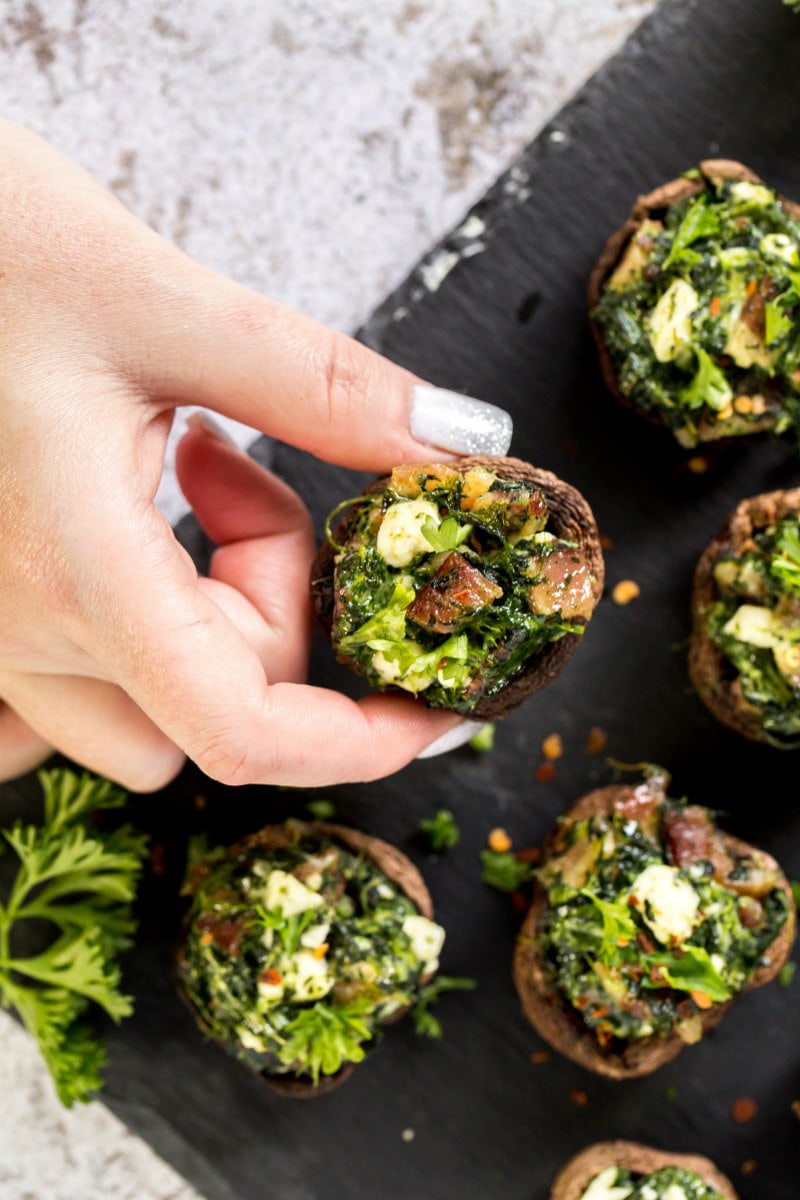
[421,516,473,553]
[644,946,732,1003]
[276,1000,373,1083]
[411,975,476,1039]
[480,849,535,892]
[0,769,148,1106]
[419,809,460,852]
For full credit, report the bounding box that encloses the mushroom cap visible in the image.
[549,1140,739,1200]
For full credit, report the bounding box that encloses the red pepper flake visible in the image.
[709,295,722,316]
[637,931,655,955]
[200,931,214,947]
[569,1088,589,1107]
[259,967,283,987]
[791,1100,800,1121]
[542,733,563,760]
[585,726,608,755]
[514,846,541,864]
[536,761,557,784]
[687,455,709,475]
[731,1097,758,1124]
[690,989,713,1010]
[741,1161,757,1177]
[488,827,512,853]
[530,1050,550,1065]
[511,889,529,914]
[628,894,640,908]
[150,843,166,876]
[194,793,207,810]
[599,534,614,551]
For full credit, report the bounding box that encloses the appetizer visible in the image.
[513,771,795,1078]
[312,456,604,719]
[589,159,800,448]
[177,819,444,1096]
[690,487,800,747]
[550,1141,738,1200]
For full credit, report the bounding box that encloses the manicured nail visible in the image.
[186,410,237,445]
[416,720,484,760]
[410,384,513,456]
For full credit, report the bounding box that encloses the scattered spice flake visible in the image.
[731,1097,758,1124]
[488,827,512,853]
[687,455,709,475]
[612,580,641,606]
[542,733,563,760]
[664,1085,678,1102]
[530,1050,550,1065]
[193,793,207,810]
[792,1100,800,1121]
[150,843,166,876]
[599,534,614,550]
[585,726,608,755]
[511,889,529,914]
[536,761,557,784]
[741,1161,757,1177]
[569,1088,589,1108]
[515,845,541,864]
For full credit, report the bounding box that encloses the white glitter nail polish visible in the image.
[410,385,513,456]
[415,720,484,760]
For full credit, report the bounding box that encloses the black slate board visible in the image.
[5,1,800,1197]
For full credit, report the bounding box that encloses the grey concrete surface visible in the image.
[0,1,657,1196]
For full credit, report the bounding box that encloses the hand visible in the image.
[0,120,512,791]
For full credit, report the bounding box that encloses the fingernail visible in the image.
[410,384,513,456]
[415,720,484,760]
[186,410,237,445]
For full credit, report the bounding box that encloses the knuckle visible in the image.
[318,332,372,434]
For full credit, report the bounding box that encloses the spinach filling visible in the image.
[328,464,595,714]
[179,825,444,1083]
[537,778,788,1047]
[581,1165,725,1200]
[592,172,800,447]
[707,516,800,747]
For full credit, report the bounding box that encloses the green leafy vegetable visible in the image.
[411,975,476,1039]
[778,961,797,987]
[644,946,732,1003]
[0,769,148,1106]
[679,347,732,412]
[771,525,800,593]
[578,889,639,958]
[468,723,496,752]
[418,809,460,852]
[306,798,337,821]
[480,849,535,892]
[276,1000,373,1084]
[420,516,473,553]
[662,198,720,270]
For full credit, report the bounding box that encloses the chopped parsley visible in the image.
[481,849,536,892]
[418,809,460,852]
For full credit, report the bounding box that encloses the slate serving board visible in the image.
[4,0,800,1197]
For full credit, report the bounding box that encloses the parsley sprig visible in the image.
[0,769,148,1106]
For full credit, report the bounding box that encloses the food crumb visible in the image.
[150,843,166,876]
[599,534,614,550]
[585,726,608,755]
[488,827,512,853]
[687,455,709,474]
[193,793,207,810]
[791,1100,800,1121]
[741,1161,757,1177]
[569,1088,589,1107]
[536,761,557,784]
[612,580,640,606]
[542,733,563,760]
[401,1128,415,1142]
[731,1097,758,1124]
[664,1085,677,1102]
[530,1050,550,1065]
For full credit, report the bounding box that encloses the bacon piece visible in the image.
[527,547,595,620]
[195,913,249,956]
[406,552,502,633]
[613,784,661,839]
[662,805,734,880]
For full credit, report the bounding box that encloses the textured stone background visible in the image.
[0,1,656,1196]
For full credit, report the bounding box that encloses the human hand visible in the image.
[0,120,512,791]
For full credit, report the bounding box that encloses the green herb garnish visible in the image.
[419,809,460,852]
[480,849,535,892]
[411,975,476,1039]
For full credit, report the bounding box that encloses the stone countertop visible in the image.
[0,2,656,1197]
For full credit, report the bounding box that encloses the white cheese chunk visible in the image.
[300,921,330,949]
[760,232,800,266]
[648,279,699,362]
[263,869,325,917]
[579,1167,634,1200]
[284,949,334,1002]
[376,499,440,567]
[729,180,774,210]
[402,914,446,963]
[722,604,790,649]
[664,1187,689,1200]
[630,863,700,946]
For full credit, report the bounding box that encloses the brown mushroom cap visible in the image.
[587,159,800,441]
[550,1141,739,1200]
[311,455,604,721]
[688,487,800,745]
[176,819,435,1099]
[512,782,796,1080]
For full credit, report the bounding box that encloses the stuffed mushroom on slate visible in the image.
[589,159,800,448]
[550,1142,738,1200]
[690,488,800,748]
[513,770,795,1079]
[177,819,443,1096]
[312,456,604,719]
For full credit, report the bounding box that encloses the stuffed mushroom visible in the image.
[690,488,800,747]
[177,819,444,1096]
[589,159,800,448]
[513,771,795,1078]
[550,1142,738,1200]
[312,456,604,719]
